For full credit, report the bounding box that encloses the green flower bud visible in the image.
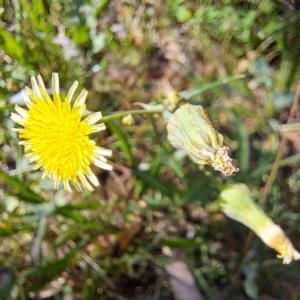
[220,183,300,264]
[167,103,238,176]
[164,91,181,112]
[122,114,135,126]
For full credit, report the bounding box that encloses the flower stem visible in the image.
[101,106,164,123]
[202,169,225,192]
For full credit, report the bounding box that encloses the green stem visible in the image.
[100,106,164,123]
[202,169,225,192]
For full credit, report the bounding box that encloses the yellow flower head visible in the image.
[11,73,112,192]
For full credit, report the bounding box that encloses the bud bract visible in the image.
[167,103,238,176]
[220,183,300,264]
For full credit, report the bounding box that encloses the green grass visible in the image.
[1,0,300,299]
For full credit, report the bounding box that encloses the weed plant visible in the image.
[1,0,300,299]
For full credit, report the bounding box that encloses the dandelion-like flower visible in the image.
[11,73,112,192]
[167,103,238,176]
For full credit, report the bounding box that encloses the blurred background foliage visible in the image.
[1,0,300,299]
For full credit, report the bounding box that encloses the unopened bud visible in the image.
[164,91,181,112]
[167,103,238,176]
[220,183,300,264]
[122,114,135,126]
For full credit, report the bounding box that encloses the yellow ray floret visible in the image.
[11,73,112,192]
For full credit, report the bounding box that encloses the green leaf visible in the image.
[175,6,192,23]
[0,224,32,236]
[179,76,243,100]
[0,28,24,62]
[20,0,51,32]
[26,237,89,292]
[249,58,271,77]
[32,202,57,218]
[229,79,256,103]
[194,269,221,300]
[162,238,199,248]
[72,24,89,45]
[134,169,170,196]
[0,104,14,112]
[56,206,91,224]
[249,153,300,178]
[31,217,47,261]
[20,202,95,223]
[273,92,294,109]
[0,170,45,204]
[0,268,15,300]
[107,120,133,164]
[165,156,185,178]
[53,231,77,249]
[32,0,45,18]
[92,33,106,53]
[285,44,300,90]
[94,0,111,18]
[243,266,259,299]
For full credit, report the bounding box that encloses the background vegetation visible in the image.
[1,0,300,299]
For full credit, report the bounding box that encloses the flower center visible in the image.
[21,98,95,179]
